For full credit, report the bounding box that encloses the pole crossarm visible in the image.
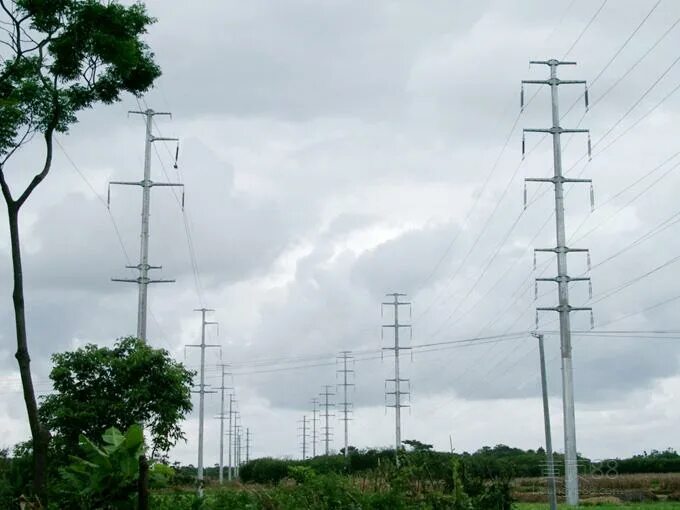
[129,109,172,117]
[111,277,176,284]
[535,247,589,253]
[526,177,592,184]
[529,59,577,66]
[522,79,586,86]
[537,306,593,312]
[536,276,590,283]
[524,127,589,135]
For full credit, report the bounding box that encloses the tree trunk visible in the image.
[7,206,50,504]
[137,454,149,510]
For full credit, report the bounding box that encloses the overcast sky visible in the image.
[2,0,680,468]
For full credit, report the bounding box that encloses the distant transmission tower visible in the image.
[337,351,354,457]
[382,293,411,467]
[110,108,183,342]
[215,364,232,484]
[310,398,319,457]
[298,415,309,460]
[522,59,594,507]
[246,428,251,463]
[185,308,219,496]
[234,422,242,478]
[226,393,236,481]
[320,385,335,455]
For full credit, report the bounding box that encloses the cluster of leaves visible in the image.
[51,424,175,509]
[609,449,680,474]
[57,425,146,509]
[39,337,194,459]
[234,446,513,510]
[0,0,161,157]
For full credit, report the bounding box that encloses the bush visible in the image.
[239,457,290,484]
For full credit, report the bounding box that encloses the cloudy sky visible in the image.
[2,0,680,468]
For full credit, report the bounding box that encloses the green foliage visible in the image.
[235,446,513,509]
[0,449,13,508]
[611,449,680,475]
[39,336,194,459]
[0,0,160,157]
[150,462,176,489]
[239,457,291,484]
[57,424,144,509]
[403,439,434,452]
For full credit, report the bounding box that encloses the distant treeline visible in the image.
[173,444,680,485]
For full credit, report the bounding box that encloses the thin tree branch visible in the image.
[16,117,56,208]
[0,165,15,206]
[0,0,17,26]
[0,0,21,57]
[0,122,35,166]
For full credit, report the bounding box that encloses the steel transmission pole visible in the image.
[320,386,335,455]
[227,394,236,481]
[246,428,251,463]
[215,364,232,484]
[236,424,242,477]
[382,293,411,467]
[310,398,319,457]
[185,309,219,496]
[337,351,354,458]
[298,415,309,460]
[522,59,594,506]
[110,108,183,342]
[533,333,558,510]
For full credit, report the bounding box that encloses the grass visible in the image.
[518,504,680,509]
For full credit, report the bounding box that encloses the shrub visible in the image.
[239,457,290,484]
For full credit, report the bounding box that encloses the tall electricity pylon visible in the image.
[185,308,219,496]
[215,364,232,484]
[226,393,236,481]
[382,293,411,467]
[246,428,251,463]
[320,385,335,455]
[110,108,183,342]
[298,415,309,460]
[522,59,594,506]
[337,351,354,458]
[310,398,319,457]
[234,423,242,478]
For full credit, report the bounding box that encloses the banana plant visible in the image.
[59,424,144,509]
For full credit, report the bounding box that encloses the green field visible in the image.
[518,504,680,510]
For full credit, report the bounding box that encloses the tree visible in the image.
[39,337,194,460]
[402,439,433,452]
[0,0,160,500]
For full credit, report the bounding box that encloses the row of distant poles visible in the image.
[111,56,591,506]
[298,350,356,461]
[107,109,248,496]
[297,293,411,466]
